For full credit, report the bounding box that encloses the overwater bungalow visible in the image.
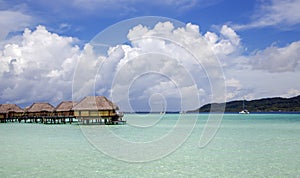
[54,101,76,124]
[24,102,55,123]
[0,104,24,123]
[55,101,76,116]
[73,96,125,125]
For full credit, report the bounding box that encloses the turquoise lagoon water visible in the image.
[0,114,299,177]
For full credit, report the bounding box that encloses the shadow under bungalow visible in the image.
[0,96,125,125]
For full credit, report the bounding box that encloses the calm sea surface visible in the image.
[0,114,299,177]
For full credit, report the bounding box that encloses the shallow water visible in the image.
[0,114,299,177]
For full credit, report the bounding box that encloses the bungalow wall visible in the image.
[74,110,116,117]
[74,110,117,124]
[27,111,55,117]
[0,113,6,118]
[0,113,6,123]
[55,111,74,117]
[0,112,23,123]
[8,112,23,118]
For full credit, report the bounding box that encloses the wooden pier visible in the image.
[17,116,75,124]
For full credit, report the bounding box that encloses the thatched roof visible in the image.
[27,103,54,112]
[73,96,119,111]
[0,104,23,113]
[55,101,76,112]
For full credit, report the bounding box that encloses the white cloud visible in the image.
[204,25,241,56]
[283,88,300,98]
[220,25,240,46]
[225,78,242,100]
[233,0,300,30]
[0,26,80,105]
[1,20,299,111]
[84,21,227,111]
[0,10,33,41]
[81,21,297,110]
[203,24,300,101]
[250,41,300,72]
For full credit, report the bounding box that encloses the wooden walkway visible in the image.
[77,116,126,125]
[1,116,126,125]
[17,116,75,124]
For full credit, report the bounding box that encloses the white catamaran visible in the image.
[239,99,250,114]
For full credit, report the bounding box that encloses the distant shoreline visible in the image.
[189,95,300,113]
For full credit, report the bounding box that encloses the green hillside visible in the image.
[193,95,300,113]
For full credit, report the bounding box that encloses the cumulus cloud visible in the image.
[233,0,300,30]
[250,41,300,72]
[0,20,257,110]
[204,25,241,56]
[0,26,80,106]
[1,20,299,110]
[203,23,300,101]
[78,21,228,111]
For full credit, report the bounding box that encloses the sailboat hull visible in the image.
[239,110,250,114]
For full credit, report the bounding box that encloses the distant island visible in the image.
[189,95,300,113]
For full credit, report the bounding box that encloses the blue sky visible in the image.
[2,0,299,49]
[1,0,300,111]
